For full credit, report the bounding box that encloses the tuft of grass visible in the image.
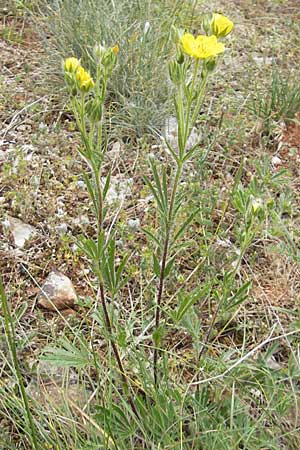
[249,65,300,136]
[35,0,205,137]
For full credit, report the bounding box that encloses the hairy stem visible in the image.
[98,282,139,417]
[153,162,182,386]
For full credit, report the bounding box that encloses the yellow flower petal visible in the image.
[181,33,225,59]
[181,33,198,58]
[112,45,119,54]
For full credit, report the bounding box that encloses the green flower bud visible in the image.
[202,13,213,35]
[93,43,106,62]
[205,57,217,72]
[170,25,184,44]
[168,60,182,84]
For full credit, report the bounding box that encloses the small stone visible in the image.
[38,270,77,311]
[103,175,133,205]
[252,54,273,66]
[6,216,36,248]
[271,155,282,166]
[76,180,85,189]
[164,117,200,153]
[55,223,68,235]
[265,355,282,370]
[127,218,140,232]
[61,308,77,318]
[73,215,89,226]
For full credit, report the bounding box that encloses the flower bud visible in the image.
[93,43,106,62]
[204,57,217,72]
[101,47,118,70]
[176,51,184,64]
[170,25,184,44]
[202,13,213,35]
[168,60,182,84]
[64,57,80,73]
[86,97,103,121]
[64,71,78,95]
[143,21,150,35]
[211,13,233,38]
[251,197,264,214]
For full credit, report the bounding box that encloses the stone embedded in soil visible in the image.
[6,216,36,248]
[164,116,200,153]
[26,382,88,409]
[38,270,77,311]
[271,155,282,166]
[103,175,133,205]
[127,218,141,232]
[26,361,85,408]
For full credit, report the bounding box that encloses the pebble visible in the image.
[6,216,36,248]
[127,218,141,232]
[38,270,77,311]
[271,155,282,166]
[164,116,200,153]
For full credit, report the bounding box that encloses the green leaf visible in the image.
[41,337,91,369]
[175,286,209,322]
[142,227,160,247]
[143,174,165,215]
[173,208,200,243]
[152,324,165,347]
[224,280,251,311]
[164,255,176,278]
[82,173,98,216]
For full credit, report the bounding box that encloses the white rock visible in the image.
[38,270,77,311]
[164,117,200,153]
[73,215,90,226]
[127,218,140,232]
[271,155,282,166]
[252,54,273,66]
[76,180,85,189]
[103,175,133,205]
[55,223,68,235]
[265,355,282,370]
[6,216,36,248]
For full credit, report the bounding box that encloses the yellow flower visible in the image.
[181,33,225,59]
[64,57,80,72]
[211,13,233,38]
[112,45,119,54]
[75,66,95,92]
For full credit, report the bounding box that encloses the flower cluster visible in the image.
[180,12,233,60]
[64,57,94,93]
[75,66,95,92]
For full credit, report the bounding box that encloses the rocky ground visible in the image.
[1,1,300,447]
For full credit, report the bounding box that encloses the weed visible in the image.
[249,65,300,137]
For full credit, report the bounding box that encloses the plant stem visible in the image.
[98,282,139,418]
[91,154,138,417]
[153,161,182,386]
[91,161,103,235]
[0,278,39,450]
